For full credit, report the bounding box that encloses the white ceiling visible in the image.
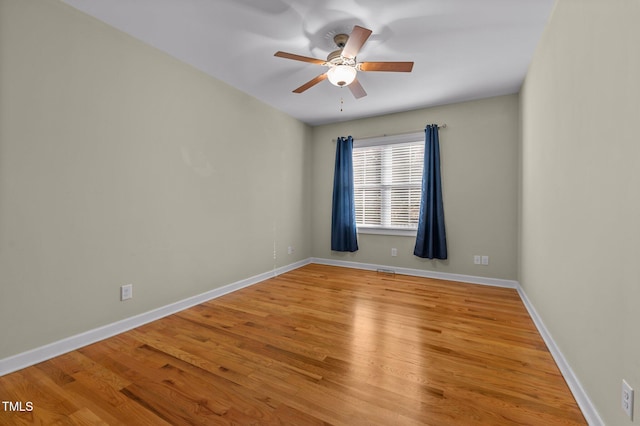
[61,0,555,126]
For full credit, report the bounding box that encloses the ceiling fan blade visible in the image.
[348,78,367,99]
[342,25,372,59]
[274,51,326,65]
[359,61,414,72]
[292,73,328,93]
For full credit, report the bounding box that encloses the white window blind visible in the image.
[353,134,424,232]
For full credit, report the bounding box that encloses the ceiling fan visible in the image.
[274,25,414,99]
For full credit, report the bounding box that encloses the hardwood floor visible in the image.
[0,264,586,425]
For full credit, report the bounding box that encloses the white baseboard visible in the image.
[310,257,519,288]
[0,259,310,377]
[516,285,603,426]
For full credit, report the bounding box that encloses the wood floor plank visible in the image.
[0,264,586,425]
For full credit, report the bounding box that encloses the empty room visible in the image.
[0,0,638,424]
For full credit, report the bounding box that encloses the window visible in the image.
[353,133,424,235]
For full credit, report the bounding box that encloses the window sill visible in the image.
[357,227,417,237]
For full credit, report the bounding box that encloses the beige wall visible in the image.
[311,95,520,280]
[0,0,311,359]
[520,0,640,423]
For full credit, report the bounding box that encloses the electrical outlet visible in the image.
[481,256,489,265]
[120,284,133,301]
[391,248,398,257]
[474,255,481,265]
[287,246,294,255]
[622,380,634,419]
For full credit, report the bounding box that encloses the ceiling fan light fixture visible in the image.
[275,25,413,98]
[327,65,357,87]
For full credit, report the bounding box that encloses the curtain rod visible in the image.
[332,124,446,142]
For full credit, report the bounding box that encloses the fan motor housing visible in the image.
[327,49,342,63]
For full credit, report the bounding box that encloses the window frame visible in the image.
[353,132,424,237]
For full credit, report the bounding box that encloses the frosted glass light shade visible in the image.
[327,65,357,87]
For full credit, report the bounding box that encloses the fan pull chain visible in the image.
[340,97,344,112]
